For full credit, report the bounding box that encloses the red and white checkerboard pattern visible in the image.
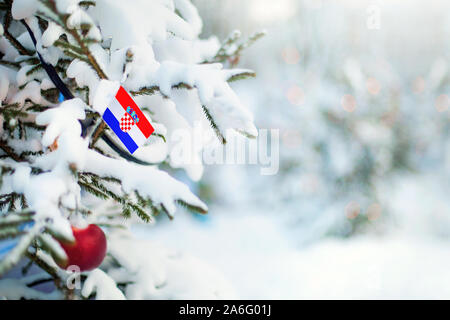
[119,112,135,132]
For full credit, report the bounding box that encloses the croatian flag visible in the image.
[102,86,154,154]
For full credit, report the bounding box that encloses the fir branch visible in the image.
[227,71,256,82]
[79,173,154,222]
[78,180,109,200]
[207,30,265,66]
[2,26,34,56]
[40,0,107,79]
[80,172,121,184]
[201,105,226,144]
[26,103,51,112]
[0,59,20,69]
[153,133,166,143]
[64,28,106,79]
[40,88,60,102]
[172,82,193,90]
[46,4,110,149]
[19,193,28,209]
[176,199,208,215]
[81,38,100,46]
[0,210,34,227]
[122,205,131,219]
[25,64,43,76]
[214,30,242,61]
[0,223,42,276]
[93,146,113,158]
[16,57,41,65]
[89,121,107,147]
[0,227,24,240]
[88,175,153,222]
[160,204,173,220]
[54,39,85,56]
[0,139,27,162]
[125,201,152,222]
[62,49,91,64]
[2,0,35,56]
[7,192,20,212]
[233,31,266,59]
[36,9,65,29]
[25,250,59,279]
[21,121,46,131]
[88,176,122,203]
[0,104,28,118]
[95,222,126,229]
[130,86,160,96]
[18,119,25,139]
[37,233,67,265]
[19,150,44,158]
[131,78,239,97]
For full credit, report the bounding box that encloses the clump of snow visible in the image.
[41,22,65,48]
[90,0,195,49]
[36,98,86,147]
[66,60,100,103]
[11,0,39,20]
[92,79,120,115]
[82,269,125,300]
[55,0,81,15]
[173,0,203,37]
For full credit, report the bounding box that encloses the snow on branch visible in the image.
[84,150,208,216]
[130,62,258,141]
[34,97,207,217]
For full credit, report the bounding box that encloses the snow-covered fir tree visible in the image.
[0,0,261,299]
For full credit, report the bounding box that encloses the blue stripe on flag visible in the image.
[103,108,139,154]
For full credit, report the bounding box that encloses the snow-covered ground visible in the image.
[134,208,450,299]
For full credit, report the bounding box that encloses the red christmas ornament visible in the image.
[57,224,107,272]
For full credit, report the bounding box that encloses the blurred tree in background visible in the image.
[195,0,450,243]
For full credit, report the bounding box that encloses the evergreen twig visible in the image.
[0,139,27,162]
[201,105,226,144]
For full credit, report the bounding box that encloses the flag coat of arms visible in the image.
[102,86,154,154]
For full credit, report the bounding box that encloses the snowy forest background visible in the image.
[142,0,450,299]
[0,0,449,299]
